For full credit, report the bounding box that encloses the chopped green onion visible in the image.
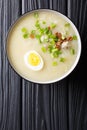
[23,33,29,38]
[34,12,39,18]
[44,27,49,34]
[49,34,57,39]
[35,20,40,29]
[39,28,44,35]
[31,30,36,34]
[50,39,55,45]
[21,28,28,33]
[65,23,70,27]
[42,21,46,24]
[41,46,47,53]
[49,34,55,39]
[54,37,58,42]
[49,34,58,42]
[70,48,75,55]
[48,30,52,36]
[48,45,54,53]
[51,49,62,58]
[35,34,41,39]
[38,39,42,44]
[73,35,77,40]
[52,48,58,53]
[50,23,56,28]
[60,57,65,62]
[52,61,58,66]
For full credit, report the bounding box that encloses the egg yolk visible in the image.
[28,53,41,66]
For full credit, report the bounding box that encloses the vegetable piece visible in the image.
[52,61,58,66]
[42,21,46,24]
[50,40,55,45]
[73,35,77,40]
[48,30,52,38]
[35,20,40,29]
[50,23,56,28]
[31,30,36,35]
[51,48,62,58]
[44,27,50,34]
[35,34,41,39]
[48,44,54,53]
[40,35,49,42]
[23,33,29,38]
[49,34,58,42]
[70,48,75,55]
[65,23,70,27]
[41,46,47,53]
[60,57,65,62]
[21,28,29,38]
[21,27,28,33]
[39,28,44,35]
[34,12,39,18]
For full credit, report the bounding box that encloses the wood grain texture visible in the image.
[0,0,21,130]
[67,0,87,130]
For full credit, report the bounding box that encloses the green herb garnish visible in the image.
[41,46,47,53]
[60,57,65,62]
[23,33,29,38]
[48,45,54,53]
[52,61,58,66]
[34,12,39,18]
[21,27,28,33]
[35,34,41,39]
[51,48,62,58]
[42,21,46,24]
[65,23,70,27]
[31,30,36,34]
[50,23,56,29]
[35,20,40,29]
[70,48,75,55]
[44,27,50,34]
[21,28,29,38]
[73,35,77,40]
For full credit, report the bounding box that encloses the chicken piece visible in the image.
[61,41,69,48]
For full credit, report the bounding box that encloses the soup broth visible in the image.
[7,10,78,83]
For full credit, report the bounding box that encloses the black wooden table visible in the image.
[0,0,87,130]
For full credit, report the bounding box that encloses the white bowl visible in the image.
[6,9,81,84]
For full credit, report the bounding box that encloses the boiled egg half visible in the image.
[24,50,44,71]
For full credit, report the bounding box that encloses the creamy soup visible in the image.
[7,10,79,83]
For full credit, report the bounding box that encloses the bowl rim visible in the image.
[6,9,82,84]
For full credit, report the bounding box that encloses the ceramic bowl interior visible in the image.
[6,9,81,84]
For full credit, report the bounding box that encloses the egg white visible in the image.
[24,50,44,71]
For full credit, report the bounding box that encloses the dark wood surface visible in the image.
[0,0,87,130]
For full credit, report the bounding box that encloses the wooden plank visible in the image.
[0,0,21,130]
[22,0,68,130]
[67,0,87,130]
